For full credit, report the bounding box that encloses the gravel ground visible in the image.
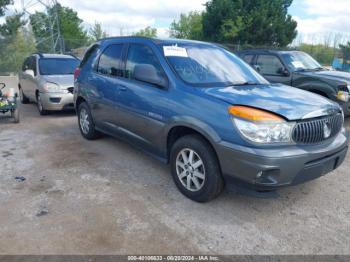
[0,101,349,255]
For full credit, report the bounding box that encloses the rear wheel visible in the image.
[170,135,224,202]
[36,92,48,115]
[78,102,100,140]
[11,108,19,123]
[19,87,29,104]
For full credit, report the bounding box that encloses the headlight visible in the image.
[229,106,295,144]
[337,85,349,102]
[43,82,62,93]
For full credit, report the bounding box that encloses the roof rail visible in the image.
[31,52,44,58]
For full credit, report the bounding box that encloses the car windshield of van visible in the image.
[39,58,80,75]
[161,44,268,87]
[282,52,323,72]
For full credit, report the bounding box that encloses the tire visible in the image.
[11,108,20,123]
[19,87,29,104]
[36,92,49,115]
[170,135,224,202]
[78,102,100,140]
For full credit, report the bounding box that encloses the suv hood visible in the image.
[202,84,340,121]
[42,75,74,89]
[296,70,350,84]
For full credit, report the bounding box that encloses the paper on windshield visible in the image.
[291,61,304,68]
[163,46,188,57]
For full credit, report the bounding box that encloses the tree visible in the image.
[202,0,297,47]
[0,28,36,73]
[170,11,203,40]
[0,0,12,17]
[89,22,108,42]
[0,12,26,37]
[30,3,88,52]
[133,26,157,38]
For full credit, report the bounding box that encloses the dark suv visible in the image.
[74,37,348,202]
[238,50,350,116]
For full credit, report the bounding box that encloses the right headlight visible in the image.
[43,82,63,93]
[229,106,296,144]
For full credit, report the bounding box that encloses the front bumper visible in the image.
[40,92,74,111]
[216,131,349,192]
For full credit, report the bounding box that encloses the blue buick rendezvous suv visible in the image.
[74,37,349,202]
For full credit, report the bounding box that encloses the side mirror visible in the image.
[277,67,290,77]
[25,69,35,78]
[254,65,261,72]
[134,64,168,88]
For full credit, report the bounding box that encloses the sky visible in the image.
[3,0,350,44]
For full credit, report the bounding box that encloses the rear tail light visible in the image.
[74,68,81,80]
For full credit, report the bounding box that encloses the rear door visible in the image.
[255,54,292,85]
[90,44,125,129]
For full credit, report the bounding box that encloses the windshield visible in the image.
[282,52,322,71]
[39,58,80,75]
[160,44,268,87]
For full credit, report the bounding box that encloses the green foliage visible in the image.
[297,43,336,66]
[0,28,36,73]
[30,3,88,52]
[202,0,297,47]
[0,12,26,37]
[170,11,203,40]
[89,22,108,42]
[133,26,157,38]
[0,0,12,17]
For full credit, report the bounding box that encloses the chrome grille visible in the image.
[292,113,343,144]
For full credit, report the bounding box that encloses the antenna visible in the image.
[21,0,64,54]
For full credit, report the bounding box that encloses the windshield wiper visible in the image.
[231,81,262,86]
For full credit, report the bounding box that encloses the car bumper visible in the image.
[40,92,75,111]
[216,131,349,192]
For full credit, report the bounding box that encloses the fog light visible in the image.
[337,91,349,102]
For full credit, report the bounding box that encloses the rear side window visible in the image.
[125,44,163,80]
[256,55,284,75]
[97,44,124,77]
[243,54,254,65]
[80,44,99,69]
[27,56,37,75]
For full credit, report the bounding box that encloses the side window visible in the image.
[125,44,163,80]
[256,55,284,75]
[243,55,254,65]
[97,44,124,77]
[28,57,37,76]
[81,44,99,69]
[22,58,30,71]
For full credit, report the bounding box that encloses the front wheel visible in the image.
[78,102,100,140]
[170,135,224,202]
[36,93,48,115]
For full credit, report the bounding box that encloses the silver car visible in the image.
[18,53,80,115]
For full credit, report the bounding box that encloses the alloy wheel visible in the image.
[80,108,90,135]
[176,148,206,192]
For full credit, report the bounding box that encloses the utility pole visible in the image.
[21,0,64,54]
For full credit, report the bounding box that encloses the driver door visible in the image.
[255,55,292,85]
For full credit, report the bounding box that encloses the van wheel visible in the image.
[11,109,20,123]
[36,93,48,115]
[78,102,100,140]
[170,135,224,202]
[19,87,29,104]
